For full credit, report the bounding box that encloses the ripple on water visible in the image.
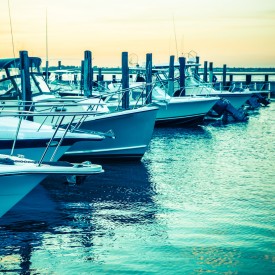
[0,103,275,274]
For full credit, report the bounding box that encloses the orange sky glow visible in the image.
[1,0,275,68]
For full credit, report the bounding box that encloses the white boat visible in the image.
[183,72,253,109]
[0,153,103,217]
[62,105,158,161]
[107,81,219,126]
[169,59,253,110]
[147,59,254,110]
[0,57,158,162]
[154,95,219,126]
[0,115,104,162]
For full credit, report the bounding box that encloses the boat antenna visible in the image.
[173,15,179,60]
[8,0,16,59]
[181,35,184,56]
[45,7,49,83]
[46,8,48,61]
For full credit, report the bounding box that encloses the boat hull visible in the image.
[0,174,47,217]
[0,154,103,217]
[0,117,104,161]
[0,142,71,162]
[208,92,252,109]
[185,80,253,109]
[62,106,158,162]
[153,97,218,126]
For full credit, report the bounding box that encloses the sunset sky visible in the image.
[1,0,275,67]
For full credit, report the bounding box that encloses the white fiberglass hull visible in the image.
[63,106,158,161]
[206,92,252,109]
[153,97,218,126]
[0,117,103,161]
[0,173,47,217]
[184,77,253,109]
[186,86,253,110]
[0,154,103,217]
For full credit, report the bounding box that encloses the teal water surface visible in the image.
[0,103,274,274]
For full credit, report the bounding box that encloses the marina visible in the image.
[0,101,274,274]
[0,51,274,275]
[1,0,275,273]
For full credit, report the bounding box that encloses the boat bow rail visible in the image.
[0,109,108,164]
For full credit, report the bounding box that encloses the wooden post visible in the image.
[97,68,104,91]
[19,50,33,120]
[203,61,208,82]
[145,53,152,104]
[194,56,200,77]
[209,62,213,83]
[121,52,129,109]
[245,74,252,85]
[168,55,175,96]
[112,75,116,83]
[45,60,49,84]
[222,64,227,89]
[178,56,186,96]
[83,50,92,97]
[98,68,102,80]
[73,74,78,86]
[264,74,269,90]
[80,60,84,92]
[229,74,233,90]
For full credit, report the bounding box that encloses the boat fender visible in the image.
[254,93,271,106]
[246,96,261,109]
[66,175,87,185]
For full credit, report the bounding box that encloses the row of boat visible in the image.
[0,53,271,217]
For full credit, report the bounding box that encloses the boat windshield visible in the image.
[0,71,51,100]
[0,68,20,99]
[32,74,51,94]
[152,86,170,101]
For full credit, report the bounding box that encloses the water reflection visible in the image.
[0,104,274,274]
[0,184,60,274]
[0,162,162,273]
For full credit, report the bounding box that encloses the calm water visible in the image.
[0,103,275,274]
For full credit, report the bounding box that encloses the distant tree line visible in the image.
[45,65,275,73]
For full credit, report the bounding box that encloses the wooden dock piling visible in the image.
[97,68,104,91]
[168,55,175,96]
[222,64,227,89]
[83,50,93,97]
[45,60,49,84]
[145,53,152,104]
[194,56,200,77]
[229,74,233,82]
[178,56,186,96]
[122,52,129,109]
[203,61,208,82]
[80,60,84,92]
[264,74,269,90]
[209,62,213,83]
[245,74,252,86]
[19,50,33,120]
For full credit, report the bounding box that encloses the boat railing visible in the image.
[105,78,171,109]
[0,99,107,125]
[103,83,153,110]
[190,72,271,93]
[172,75,216,96]
[0,109,109,165]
